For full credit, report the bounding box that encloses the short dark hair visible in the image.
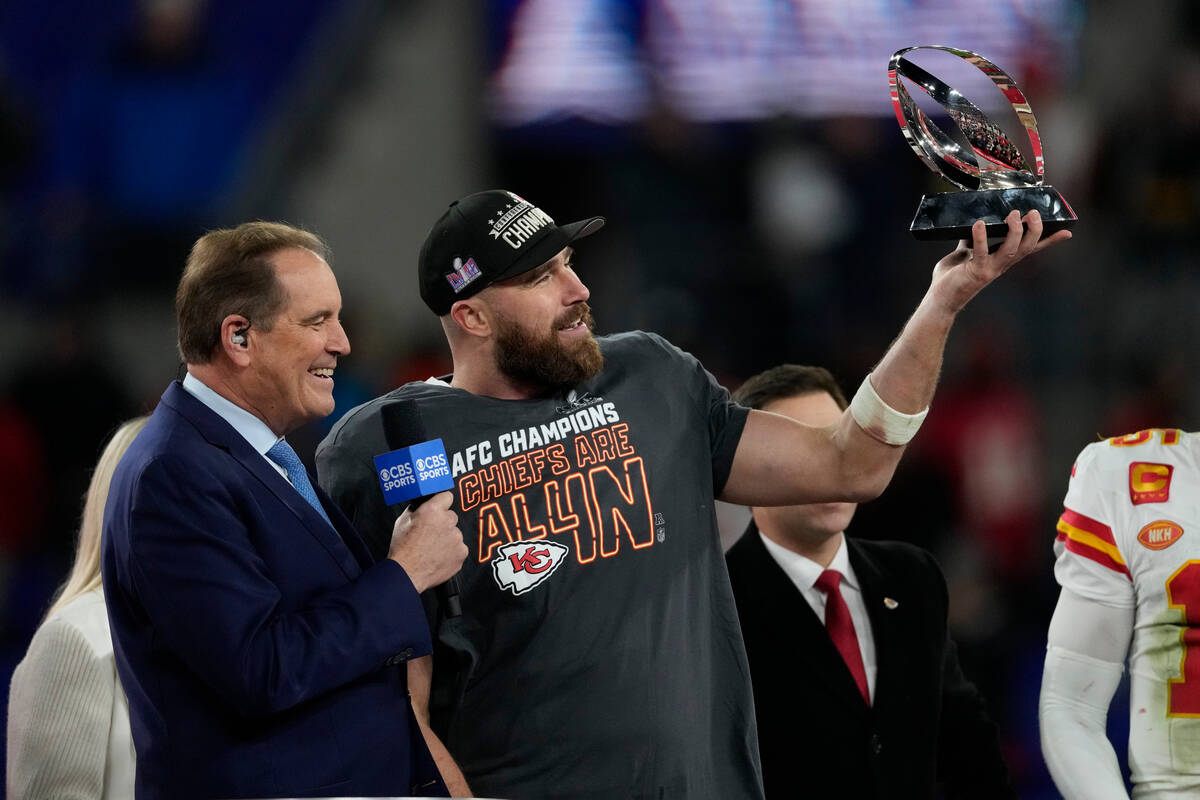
[732,364,848,411]
[175,221,329,364]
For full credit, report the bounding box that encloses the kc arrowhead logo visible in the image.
[491,540,570,596]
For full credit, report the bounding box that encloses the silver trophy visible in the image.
[889,45,1077,240]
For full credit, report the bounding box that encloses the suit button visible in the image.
[870,734,883,756]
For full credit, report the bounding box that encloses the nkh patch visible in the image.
[491,540,569,596]
[446,257,481,294]
[1137,520,1183,551]
[1129,461,1173,505]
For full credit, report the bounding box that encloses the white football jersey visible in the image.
[1054,428,1200,797]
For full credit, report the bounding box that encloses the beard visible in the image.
[493,303,604,393]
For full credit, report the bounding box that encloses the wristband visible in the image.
[849,374,928,446]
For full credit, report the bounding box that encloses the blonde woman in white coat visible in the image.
[7,416,148,799]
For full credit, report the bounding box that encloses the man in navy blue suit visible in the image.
[101,222,467,799]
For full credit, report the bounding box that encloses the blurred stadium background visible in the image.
[2,0,1197,794]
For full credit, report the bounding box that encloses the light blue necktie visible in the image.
[266,440,334,528]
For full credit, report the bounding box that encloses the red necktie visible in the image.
[815,569,870,705]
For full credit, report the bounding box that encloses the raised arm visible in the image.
[722,209,1070,506]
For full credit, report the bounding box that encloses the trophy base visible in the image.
[909,186,1077,241]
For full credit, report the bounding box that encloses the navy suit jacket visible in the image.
[102,381,447,799]
[726,524,1014,799]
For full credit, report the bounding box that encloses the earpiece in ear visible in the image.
[231,326,249,346]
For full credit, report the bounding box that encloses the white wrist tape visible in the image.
[849,374,929,446]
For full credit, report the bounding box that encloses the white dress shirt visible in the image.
[759,532,878,702]
[182,372,288,482]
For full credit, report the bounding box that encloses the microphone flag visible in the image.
[374,439,453,507]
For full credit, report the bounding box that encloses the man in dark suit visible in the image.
[101,222,468,799]
[726,364,1014,800]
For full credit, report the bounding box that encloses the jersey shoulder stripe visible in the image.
[1056,507,1131,579]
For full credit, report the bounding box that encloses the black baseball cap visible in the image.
[418,189,605,315]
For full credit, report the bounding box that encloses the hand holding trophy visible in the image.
[889,45,1077,240]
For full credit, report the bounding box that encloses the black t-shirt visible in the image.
[317,331,763,799]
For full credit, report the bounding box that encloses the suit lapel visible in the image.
[161,382,364,580]
[741,528,871,715]
[847,540,903,709]
[319,484,376,570]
